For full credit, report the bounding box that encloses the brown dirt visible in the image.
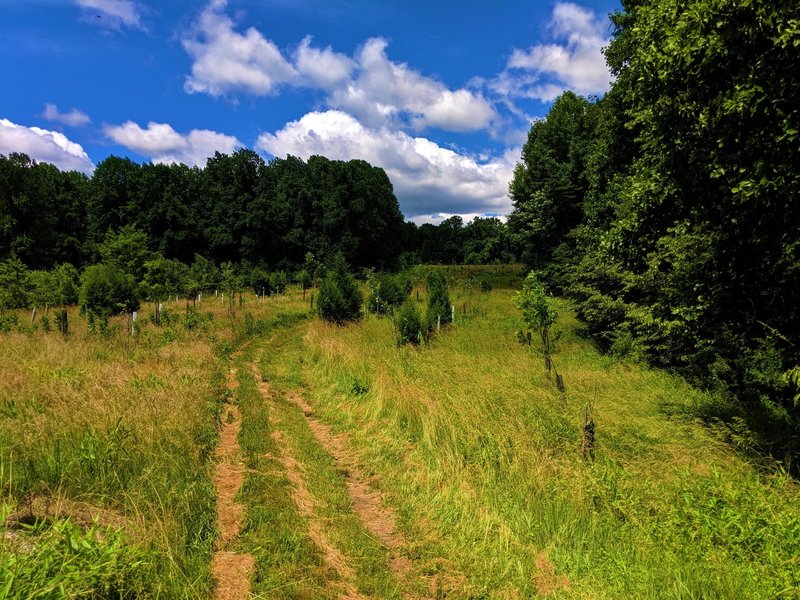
[284,391,413,582]
[271,429,365,599]
[533,553,570,596]
[211,367,253,600]
[212,552,255,600]
[214,404,245,547]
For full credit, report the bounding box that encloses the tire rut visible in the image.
[211,367,254,600]
[285,391,414,584]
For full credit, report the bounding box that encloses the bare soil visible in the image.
[211,367,254,600]
[286,391,413,581]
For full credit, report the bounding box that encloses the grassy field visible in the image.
[2,266,799,598]
[0,297,267,597]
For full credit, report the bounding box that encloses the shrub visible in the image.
[79,263,140,317]
[141,256,188,301]
[395,300,422,346]
[367,272,410,315]
[269,272,288,295]
[0,257,32,309]
[250,267,271,296]
[98,225,153,281]
[425,271,451,330]
[318,259,363,324]
[514,271,558,356]
[186,255,220,298]
[27,264,79,309]
[296,268,312,292]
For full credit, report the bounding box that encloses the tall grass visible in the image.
[0,296,290,596]
[297,282,800,598]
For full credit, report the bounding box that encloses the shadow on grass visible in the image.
[662,389,800,477]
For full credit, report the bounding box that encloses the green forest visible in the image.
[2,0,799,462]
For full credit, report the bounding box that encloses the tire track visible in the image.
[211,366,254,600]
[285,391,414,585]
[251,364,366,598]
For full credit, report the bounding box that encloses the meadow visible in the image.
[2,266,799,598]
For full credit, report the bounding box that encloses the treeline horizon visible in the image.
[0,150,520,278]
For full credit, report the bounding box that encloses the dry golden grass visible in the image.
[0,296,295,596]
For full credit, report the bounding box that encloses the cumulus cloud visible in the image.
[182,0,297,96]
[256,110,513,219]
[330,38,496,131]
[181,1,496,132]
[104,120,241,166]
[294,36,355,90]
[0,118,94,173]
[492,2,612,102]
[42,103,91,127]
[76,0,145,30]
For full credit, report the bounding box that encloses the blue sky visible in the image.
[0,0,619,222]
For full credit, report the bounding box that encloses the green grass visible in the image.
[238,317,410,598]
[0,296,292,597]
[3,275,799,598]
[234,313,333,599]
[295,283,800,598]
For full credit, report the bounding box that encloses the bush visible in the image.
[318,260,363,324]
[425,271,451,330]
[514,271,558,356]
[98,226,153,281]
[395,300,422,346]
[250,267,270,296]
[79,263,140,317]
[269,272,288,295]
[251,269,288,296]
[296,268,312,292]
[0,257,32,309]
[141,256,188,301]
[367,272,410,315]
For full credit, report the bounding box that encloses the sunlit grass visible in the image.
[298,278,800,598]
[3,271,799,598]
[0,293,299,597]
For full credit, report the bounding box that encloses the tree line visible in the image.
[0,149,519,313]
[508,0,800,456]
[0,150,405,271]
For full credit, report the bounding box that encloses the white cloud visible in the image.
[104,120,241,166]
[76,0,145,30]
[294,36,355,90]
[0,118,94,173]
[256,110,514,219]
[42,103,91,127]
[330,38,496,131]
[182,0,297,96]
[181,2,496,132]
[493,2,611,101]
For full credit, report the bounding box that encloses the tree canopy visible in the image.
[509,0,800,454]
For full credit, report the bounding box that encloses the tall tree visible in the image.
[508,91,599,269]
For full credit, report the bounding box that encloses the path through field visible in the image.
[284,390,414,584]
[211,366,254,600]
[247,328,428,599]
